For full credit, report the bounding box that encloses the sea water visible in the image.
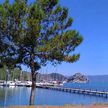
[63,82,108,91]
[0,81,108,107]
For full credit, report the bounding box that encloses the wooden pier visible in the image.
[36,85,108,98]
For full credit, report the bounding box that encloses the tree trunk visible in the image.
[29,54,36,105]
[29,76,36,105]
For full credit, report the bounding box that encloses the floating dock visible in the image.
[36,85,108,98]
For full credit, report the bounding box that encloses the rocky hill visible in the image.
[36,73,67,82]
[67,73,88,83]
[21,72,88,83]
[0,66,88,83]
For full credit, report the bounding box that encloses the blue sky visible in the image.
[38,0,108,76]
[1,0,108,75]
[57,0,108,75]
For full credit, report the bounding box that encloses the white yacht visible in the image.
[25,81,32,87]
[15,81,25,86]
[8,81,15,86]
[2,81,15,87]
[2,81,10,86]
[0,82,3,86]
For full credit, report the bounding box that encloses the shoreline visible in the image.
[9,104,108,108]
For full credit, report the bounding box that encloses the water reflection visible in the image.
[0,87,5,100]
[0,86,30,107]
[0,86,108,107]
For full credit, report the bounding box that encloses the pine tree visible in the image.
[0,0,83,105]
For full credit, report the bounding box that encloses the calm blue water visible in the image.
[1,75,108,107]
[64,82,108,91]
[0,81,108,107]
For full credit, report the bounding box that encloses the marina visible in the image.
[0,80,63,87]
[0,81,108,98]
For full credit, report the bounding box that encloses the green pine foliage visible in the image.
[0,0,83,74]
[0,0,83,104]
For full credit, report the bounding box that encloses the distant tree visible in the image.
[0,66,21,81]
[13,68,21,80]
[0,67,6,80]
[0,0,83,105]
[23,73,28,81]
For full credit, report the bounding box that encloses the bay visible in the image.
[1,76,108,107]
[0,84,108,107]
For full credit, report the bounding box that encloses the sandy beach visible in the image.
[9,105,108,108]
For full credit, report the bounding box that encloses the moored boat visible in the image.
[25,81,32,87]
[15,81,25,86]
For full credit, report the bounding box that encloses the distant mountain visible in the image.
[18,71,108,83]
[67,73,88,83]
[1,66,108,83]
[23,72,89,83]
[36,73,67,82]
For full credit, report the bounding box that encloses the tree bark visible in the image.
[29,54,36,105]
[29,76,36,105]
